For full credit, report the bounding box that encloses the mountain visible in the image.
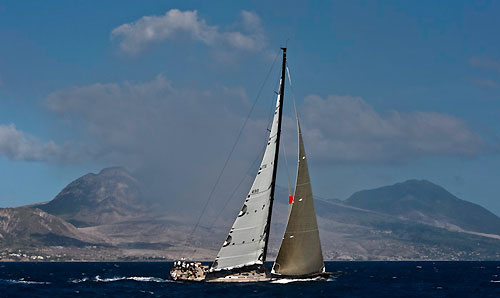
[309,198,500,261]
[266,187,500,261]
[3,169,500,261]
[38,167,148,227]
[0,207,101,247]
[344,179,500,236]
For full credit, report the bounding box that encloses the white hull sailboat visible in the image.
[170,48,331,282]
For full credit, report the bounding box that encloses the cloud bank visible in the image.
[296,95,486,163]
[42,75,490,208]
[0,124,65,161]
[45,75,266,205]
[111,9,268,54]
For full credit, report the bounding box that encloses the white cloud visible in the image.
[111,9,267,54]
[44,77,489,167]
[0,124,65,161]
[292,95,487,163]
[45,75,261,163]
[43,76,491,207]
[241,10,262,31]
[44,75,263,204]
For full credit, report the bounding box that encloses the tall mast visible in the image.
[262,47,287,262]
[210,48,287,272]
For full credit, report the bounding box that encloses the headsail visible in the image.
[272,118,325,277]
[211,48,287,271]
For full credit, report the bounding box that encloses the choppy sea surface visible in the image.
[1,261,500,297]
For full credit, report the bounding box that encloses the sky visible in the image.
[1,1,499,215]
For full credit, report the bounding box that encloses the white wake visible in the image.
[93,275,170,283]
[271,276,335,284]
[2,279,51,285]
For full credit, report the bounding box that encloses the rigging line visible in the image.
[280,115,294,198]
[264,69,282,133]
[285,62,301,200]
[189,142,266,259]
[285,61,299,187]
[208,143,265,230]
[286,62,302,195]
[188,68,277,258]
[286,62,299,122]
[177,50,281,260]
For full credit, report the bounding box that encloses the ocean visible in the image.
[1,261,500,297]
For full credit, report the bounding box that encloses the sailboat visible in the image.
[170,48,330,282]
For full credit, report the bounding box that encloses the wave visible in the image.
[69,277,90,283]
[93,275,169,283]
[271,276,335,284]
[69,275,169,283]
[1,279,51,285]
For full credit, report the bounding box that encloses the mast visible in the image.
[210,48,287,272]
[263,47,287,261]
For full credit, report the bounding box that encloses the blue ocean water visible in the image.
[1,261,500,297]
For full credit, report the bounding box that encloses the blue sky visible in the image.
[1,1,499,214]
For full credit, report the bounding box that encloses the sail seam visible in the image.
[231,226,263,231]
[284,229,319,234]
[217,253,262,260]
[248,188,271,197]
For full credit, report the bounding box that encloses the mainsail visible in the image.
[272,118,325,277]
[211,48,287,271]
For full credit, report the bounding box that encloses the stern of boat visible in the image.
[169,261,209,282]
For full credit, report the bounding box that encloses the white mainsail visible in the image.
[211,48,287,271]
[211,82,283,271]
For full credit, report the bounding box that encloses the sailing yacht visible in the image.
[170,48,330,282]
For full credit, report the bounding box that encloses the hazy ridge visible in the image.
[1,167,500,261]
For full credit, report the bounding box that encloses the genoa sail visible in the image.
[211,49,287,272]
[272,119,325,277]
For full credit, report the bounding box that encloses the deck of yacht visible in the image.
[169,261,337,283]
[169,262,271,282]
